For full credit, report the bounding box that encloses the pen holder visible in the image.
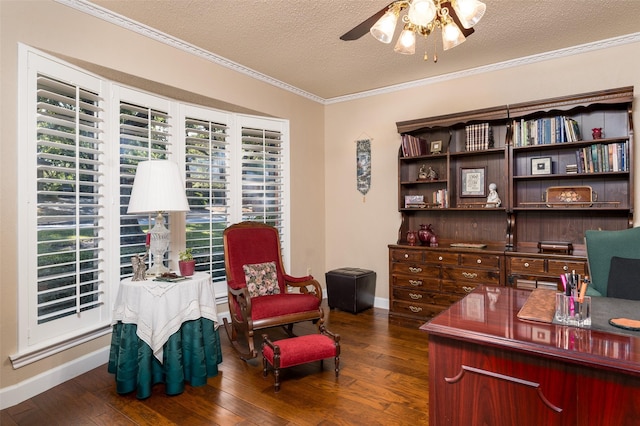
[555,293,591,327]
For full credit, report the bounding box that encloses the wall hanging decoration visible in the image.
[356,138,372,201]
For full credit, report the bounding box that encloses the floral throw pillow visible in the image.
[243,261,280,298]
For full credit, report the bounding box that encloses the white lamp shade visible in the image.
[394,28,416,55]
[453,0,486,29]
[127,160,190,213]
[370,10,399,43]
[408,0,436,27]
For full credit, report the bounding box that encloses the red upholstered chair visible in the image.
[222,221,324,360]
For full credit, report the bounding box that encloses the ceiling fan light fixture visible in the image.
[394,27,417,54]
[370,9,400,43]
[452,0,486,29]
[366,0,484,60]
[408,0,437,27]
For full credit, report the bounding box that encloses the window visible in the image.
[15,46,290,365]
[17,49,110,358]
[117,89,173,277]
[182,105,231,286]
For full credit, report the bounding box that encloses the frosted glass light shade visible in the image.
[442,21,466,50]
[370,10,399,43]
[127,160,190,214]
[453,0,486,29]
[394,29,416,55]
[408,0,436,27]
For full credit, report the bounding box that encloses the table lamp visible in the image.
[127,160,190,275]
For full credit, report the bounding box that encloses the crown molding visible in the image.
[56,1,640,106]
[55,0,325,104]
[325,32,640,105]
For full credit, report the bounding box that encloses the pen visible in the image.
[578,275,589,303]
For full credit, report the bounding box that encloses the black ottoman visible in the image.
[325,268,376,313]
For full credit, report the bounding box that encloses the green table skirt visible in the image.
[108,318,222,399]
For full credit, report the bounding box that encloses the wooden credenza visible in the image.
[420,286,640,425]
[389,245,503,322]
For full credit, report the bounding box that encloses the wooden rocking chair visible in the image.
[222,221,324,360]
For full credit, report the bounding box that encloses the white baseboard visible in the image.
[0,346,110,410]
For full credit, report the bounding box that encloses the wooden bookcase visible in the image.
[389,87,634,323]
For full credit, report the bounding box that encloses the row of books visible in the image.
[512,116,581,146]
[432,189,448,208]
[573,142,628,174]
[465,123,494,151]
[401,134,428,157]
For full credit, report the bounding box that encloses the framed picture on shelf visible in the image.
[430,140,442,154]
[460,167,486,197]
[531,157,552,175]
[404,195,425,208]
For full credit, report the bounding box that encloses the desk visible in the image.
[421,286,640,426]
[108,272,222,398]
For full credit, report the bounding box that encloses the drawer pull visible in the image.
[563,265,568,271]
[409,266,423,273]
[524,262,530,268]
[462,272,478,279]
[404,254,409,259]
[462,286,474,293]
[409,306,423,313]
[409,279,423,287]
[476,259,482,264]
[438,256,443,261]
[409,293,422,300]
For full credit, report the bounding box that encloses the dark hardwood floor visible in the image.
[1,306,429,425]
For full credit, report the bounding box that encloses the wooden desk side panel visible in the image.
[429,334,640,426]
[429,335,576,426]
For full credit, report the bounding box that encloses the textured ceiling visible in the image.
[86,0,640,100]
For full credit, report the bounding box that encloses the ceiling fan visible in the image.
[339,0,484,60]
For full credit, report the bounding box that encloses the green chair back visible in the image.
[584,227,640,296]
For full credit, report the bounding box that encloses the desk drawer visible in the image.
[442,267,500,284]
[441,280,479,296]
[392,274,440,291]
[510,257,546,274]
[461,253,500,269]
[424,252,459,265]
[393,287,453,306]
[391,262,438,277]
[548,259,586,276]
[390,249,423,263]
[392,299,446,319]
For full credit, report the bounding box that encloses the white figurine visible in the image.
[486,183,501,208]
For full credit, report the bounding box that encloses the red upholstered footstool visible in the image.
[262,328,340,392]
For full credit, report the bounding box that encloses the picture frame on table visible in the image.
[430,140,442,154]
[531,157,552,175]
[460,167,486,197]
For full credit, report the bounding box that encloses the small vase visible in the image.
[406,231,418,246]
[592,128,603,139]
[418,224,432,246]
[429,234,439,247]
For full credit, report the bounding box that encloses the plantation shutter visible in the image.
[240,122,286,238]
[35,74,105,327]
[183,107,231,284]
[118,96,172,278]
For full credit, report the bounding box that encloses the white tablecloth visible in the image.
[112,272,218,362]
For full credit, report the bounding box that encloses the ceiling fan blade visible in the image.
[339,4,392,41]
[443,1,475,38]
